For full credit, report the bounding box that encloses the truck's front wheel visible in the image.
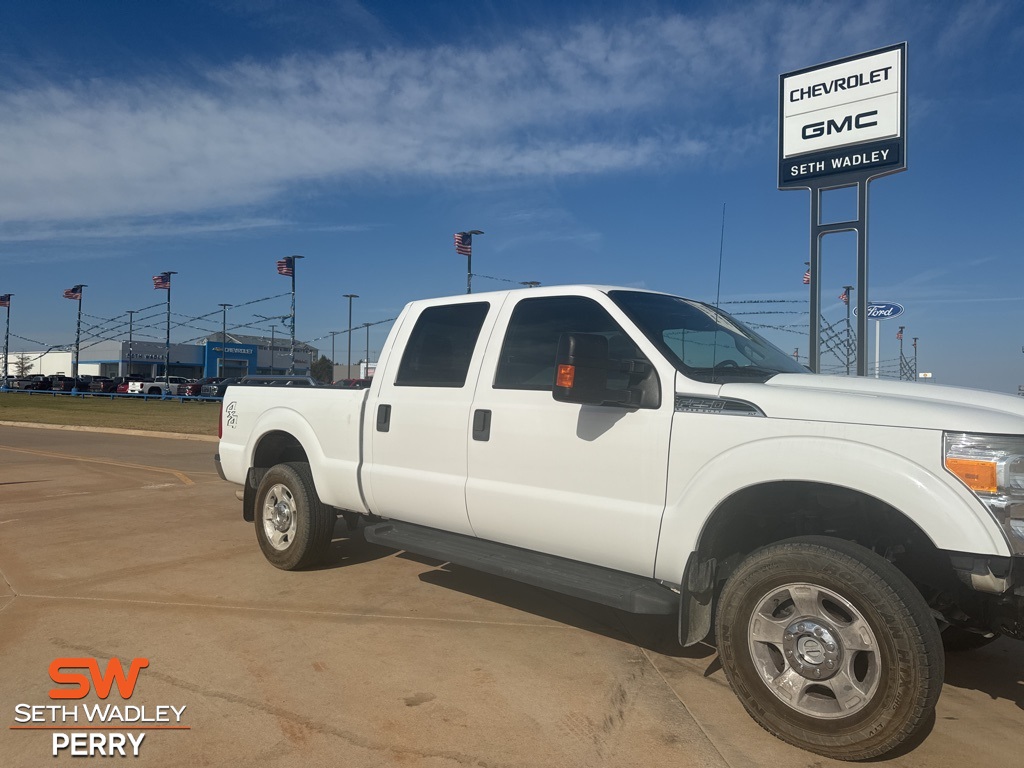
[254,462,334,570]
[716,536,943,761]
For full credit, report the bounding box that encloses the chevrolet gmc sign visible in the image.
[779,43,906,188]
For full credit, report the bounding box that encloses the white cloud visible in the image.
[0,3,905,226]
[0,216,285,243]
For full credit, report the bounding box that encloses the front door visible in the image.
[466,293,674,576]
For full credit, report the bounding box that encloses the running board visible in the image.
[363,521,677,615]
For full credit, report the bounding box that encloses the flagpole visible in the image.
[456,230,483,295]
[2,296,11,383]
[289,262,296,374]
[288,255,304,375]
[165,280,171,381]
[73,287,86,393]
[290,266,296,374]
[162,271,178,386]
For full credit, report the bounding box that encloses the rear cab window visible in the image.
[395,302,491,388]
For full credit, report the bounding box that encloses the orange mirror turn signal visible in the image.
[556,364,576,389]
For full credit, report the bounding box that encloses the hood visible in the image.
[718,374,1024,434]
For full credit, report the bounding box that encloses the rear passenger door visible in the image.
[362,300,495,535]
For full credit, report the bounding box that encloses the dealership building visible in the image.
[16,334,318,380]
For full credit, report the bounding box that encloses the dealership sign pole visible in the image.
[779,43,907,374]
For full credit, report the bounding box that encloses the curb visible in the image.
[0,420,218,443]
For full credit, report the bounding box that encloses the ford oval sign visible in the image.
[853,302,905,320]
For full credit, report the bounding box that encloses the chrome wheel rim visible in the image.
[747,582,881,719]
[262,483,298,551]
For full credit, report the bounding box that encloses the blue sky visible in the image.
[0,0,1021,391]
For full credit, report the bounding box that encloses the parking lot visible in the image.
[1,423,1022,767]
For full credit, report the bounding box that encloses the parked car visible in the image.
[88,377,117,393]
[202,377,241,398]
[112,375,147,394]
[18,375,53,391]
[331,378,371,389]
[126,376,192,396]
[182,377,222,397]
[50,375,90,392]
[239,375,318,387]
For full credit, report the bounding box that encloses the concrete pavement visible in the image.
[0,425,1022,766]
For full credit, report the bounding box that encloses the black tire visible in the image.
[941,625,1000,652]
[254,462,334,570]
[147,386,161,395]
[716,536,943,761]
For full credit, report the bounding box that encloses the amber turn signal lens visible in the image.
[555,364,576,388]
[945,457,998,494]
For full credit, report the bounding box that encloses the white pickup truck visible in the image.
[216,285,1024,761]
[127,376,190,396]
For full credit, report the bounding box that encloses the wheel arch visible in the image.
[658,436,1009,646]
[241,408,329,520]
[656,435,1008,588]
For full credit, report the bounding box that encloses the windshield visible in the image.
[609,290,808,383]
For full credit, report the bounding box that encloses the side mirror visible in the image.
[552,332,661,409]
[552,333,610,405]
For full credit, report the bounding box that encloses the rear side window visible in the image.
[395,302,490,387]
[494,296,644,391]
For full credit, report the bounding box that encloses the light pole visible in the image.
[269,325,275,374]
[328,330,342,365]
[218,303,232,377]
[255,313,289,375]
[343,293,358,378]
[363,322,371,378]
[126,309,135,376]
[843,285,854,376]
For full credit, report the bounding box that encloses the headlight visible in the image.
[945,432,1024,551]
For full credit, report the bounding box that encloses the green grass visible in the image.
[0,392,220,436]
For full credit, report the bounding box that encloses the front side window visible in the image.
[494,296,645,391]
[395,302,490,387]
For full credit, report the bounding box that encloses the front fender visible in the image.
[653,432,1009,584]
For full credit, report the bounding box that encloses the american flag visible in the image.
[277,257,294,277]
[63,285,83,300]
[802,269,810,285]
[0,294,10,308]
[152,273,171,290]
[896,328,903,341]
[454,232,472,257]
[839,289,849,305]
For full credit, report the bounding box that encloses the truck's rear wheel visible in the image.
[254,462,334,570]
[716,536,943,761]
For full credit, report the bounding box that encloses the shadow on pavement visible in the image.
[416,561,713,660]
[942,637,1024,710]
